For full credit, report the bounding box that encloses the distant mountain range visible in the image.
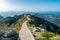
[0,11,60,17]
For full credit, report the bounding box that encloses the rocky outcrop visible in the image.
[0,30,18,40]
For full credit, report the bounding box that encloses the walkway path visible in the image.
[19,21,35,40]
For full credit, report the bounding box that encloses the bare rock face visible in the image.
[0,30,4,37]
[7,30,18,37]
[0,30,18,40]
[0,30,4,40]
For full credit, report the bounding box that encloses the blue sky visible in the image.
[0,0,60,12]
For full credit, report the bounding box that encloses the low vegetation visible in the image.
[13,15,27,33]
[27,20,60,40]
[0,14,27,33]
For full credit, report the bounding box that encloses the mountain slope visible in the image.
[0,14,60,40]
[35,13,60,27]
[0,14,26,32]
[27,14,60,34]
[26,14,60,40]
[0,14,60,34]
